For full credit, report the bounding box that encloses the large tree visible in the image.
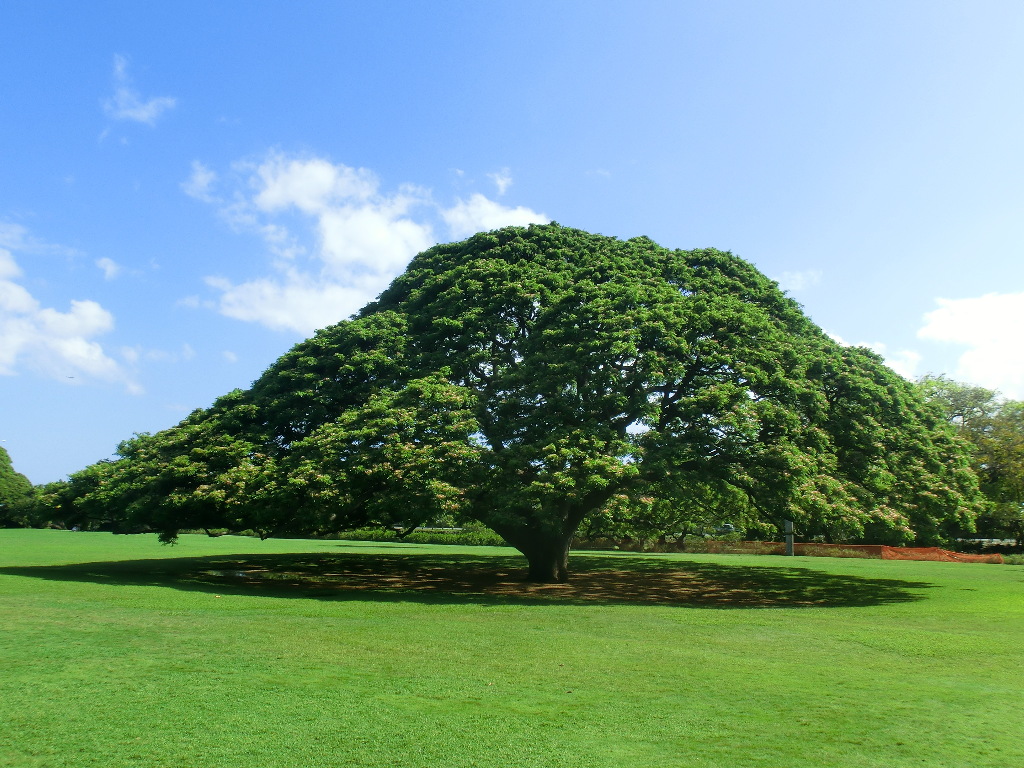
[52,225,983,580]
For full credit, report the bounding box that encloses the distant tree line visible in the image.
[917,375,1024,546]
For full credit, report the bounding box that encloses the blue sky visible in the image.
[3,1,1024,484]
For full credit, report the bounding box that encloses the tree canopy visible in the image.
[0,446,34,527]
[46,224,984,580]
[918,375,1024,545]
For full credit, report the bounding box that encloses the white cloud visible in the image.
[103,54,177,125]
[222,350,238,363]
[181,161,218,202]
[442,193,549,240]
[918,292,1024,398]
[205,274,379,333]
[96,257,120,280]
[318,201,434,276]
[488,168,513,195]
[189,153,548,334]
[0,292,120,381]
[0,277,37,315]
[0,249,21,280]
[252,155,378,213]
[0,238,136,391]
[775,269,822,293]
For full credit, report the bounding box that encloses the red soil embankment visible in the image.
[697,540,1003,563]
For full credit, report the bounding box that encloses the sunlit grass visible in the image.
[1,529,1022,767]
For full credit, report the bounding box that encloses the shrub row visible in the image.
[327,527,509,547]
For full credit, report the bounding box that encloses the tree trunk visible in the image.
[488,522,575,582]
[520,534,573,583]
[479,491,616,583]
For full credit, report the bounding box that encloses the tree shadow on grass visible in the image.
[0,550,935,608]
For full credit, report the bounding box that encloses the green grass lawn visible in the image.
[1,529,1021,768]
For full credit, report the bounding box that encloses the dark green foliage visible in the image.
[45,225,984,579]
[919,375,1024,545]
[328,523,508,547]
[0,446,34,527]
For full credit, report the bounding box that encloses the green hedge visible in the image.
[329,527,509,547]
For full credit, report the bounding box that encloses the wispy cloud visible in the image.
[121,343,195,365]
[0,221,79,257]
[775,269,823,293]
[488,168,513,195]
[0,222,32,252]
[95,257,121,280]
[187,152,548,334]
[102,54,177,126]
[181,161,217,202]
[918,292,1024,398]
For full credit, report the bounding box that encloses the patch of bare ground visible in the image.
[0,551,933,608]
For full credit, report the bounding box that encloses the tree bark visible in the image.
[487,522,575,582]
[479,490,616,583]
[519,534,573,583]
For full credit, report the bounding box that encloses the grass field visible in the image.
[1,529,1021,768]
